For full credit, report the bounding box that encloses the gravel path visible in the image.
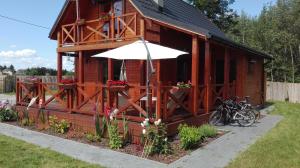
[0,106,282,168]
[0,94,15,104]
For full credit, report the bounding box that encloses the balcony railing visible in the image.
[59,12,139,47]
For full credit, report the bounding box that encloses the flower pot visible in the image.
[108,85,129,92]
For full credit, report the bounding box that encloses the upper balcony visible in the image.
[58,12,140,51]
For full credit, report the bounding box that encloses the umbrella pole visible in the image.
[140,37,153,119]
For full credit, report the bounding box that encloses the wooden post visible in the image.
[110,13,115,40]
[191,36,199,116]
[140,18,145,37]
[107,58,114,107]
[108,59,114,80]
[204,40,212,113]
[139,18,145,93]
[78,51,84,104]
[78,51,84,83]
[57,52,63,83]
[57,31,61,48]
[156,60,162,120]
[16,78,19,104]
[224,48,230,99]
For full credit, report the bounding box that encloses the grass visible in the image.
[0,134,103,168]
[227,102,300,168]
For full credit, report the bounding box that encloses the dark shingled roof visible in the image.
[130,0,272,59]
[130,0,226,38]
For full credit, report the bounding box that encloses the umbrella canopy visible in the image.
[92,40,188,60]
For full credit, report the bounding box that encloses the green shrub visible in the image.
[49,116,70,134]
[107,120,123,149]
[21,109,34,126]
[198,124,218,138]
[38,109,47,124]
[0,109,17,122]
[143,123,172,156]
[178,124,204,150]
[85,133,101,142]
[95,114,107,138]
[178,124,219,150]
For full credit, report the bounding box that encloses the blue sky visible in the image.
[0,0,275,70]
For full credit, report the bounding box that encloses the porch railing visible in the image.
[16,80,236,122]
[16,80,200,122]
[60,12,139,47]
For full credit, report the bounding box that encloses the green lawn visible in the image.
[0,135,103,168]
[227,102,300,168]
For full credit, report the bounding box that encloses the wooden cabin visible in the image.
[15,0,271,143]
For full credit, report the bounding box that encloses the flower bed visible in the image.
[2,99,226,164]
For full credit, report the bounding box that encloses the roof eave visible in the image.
[209,35,273,60]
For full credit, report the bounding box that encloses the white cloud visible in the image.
[0,48,74,71]
[0,49,36,58]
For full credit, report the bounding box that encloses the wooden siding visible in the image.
[245,58,264,105]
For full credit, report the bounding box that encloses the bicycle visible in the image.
[209,97,256,127]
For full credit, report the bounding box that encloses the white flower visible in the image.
[109,115,114,121]
[164,137,168,142]
[154,119,162,126]
[143,120,149,127]
[141,123,145,127]
[27,97,38,110]
[142,129,146,135]
[112,108,119,115]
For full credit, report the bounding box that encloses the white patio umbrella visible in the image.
[92,39,188,118]
[92,40,188,60]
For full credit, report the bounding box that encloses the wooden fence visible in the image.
[0,75,15,93]
[266,81,300,103]
[0,76,73,93]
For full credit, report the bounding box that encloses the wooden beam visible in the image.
[191,36,199,116]
[57,52,63,83]
[224,48,230,98]
[57,40,137,52]
[204,40,212,113]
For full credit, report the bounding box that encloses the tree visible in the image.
[187,0,238,32]
[229,0,300,83]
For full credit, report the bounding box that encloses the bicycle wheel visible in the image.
[237,110,256,127]
[209,108,223,126]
